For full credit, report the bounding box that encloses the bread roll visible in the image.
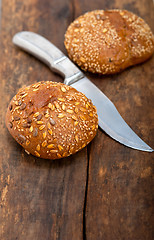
[64,9,154,74]
[5,81,98,159]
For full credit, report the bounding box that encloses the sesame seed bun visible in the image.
[5,81,98,159]
[64,9,154,74]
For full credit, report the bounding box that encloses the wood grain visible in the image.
[81,0,154,240]
[0,0,154,240]
[0,1,87,240]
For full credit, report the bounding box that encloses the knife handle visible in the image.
[12,31,84,85]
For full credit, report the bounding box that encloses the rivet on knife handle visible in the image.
[12,31,153,152]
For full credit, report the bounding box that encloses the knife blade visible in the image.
[12,31,153,152]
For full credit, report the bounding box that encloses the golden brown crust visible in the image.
[5,81,98,159]
[64,9,154,74]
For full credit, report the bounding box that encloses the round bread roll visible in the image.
[5,81,98,159]
[64,9,154,74]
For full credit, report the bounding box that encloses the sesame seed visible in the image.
[39,125,45,130]
[103,28,107,33]
[74,121,78,126]
[58,113,65,118]
[66,109,74,114]
[42,140,47,147]
[75,107,78,113]
[61,86,66,92]
[87,102,91,107]
[20,91,26,96]
[48,129,53,135]
[33,112,40,117]
[57,153,62,158]
[43,132,47,139]
[91,125,95,130]
[58,145,63,151]
[62,103,66,110]
[14,106,20,111]
[120,11,124,16]
[45,114,50,118]
[75,102,80,105]
[21,93,28,98]
[69,147,74,154]
[48,103,55,110]
[58,98,65,102]
[54,101,60,109]
[29,126,33,132]
[47,122,51,129]
[80,115,86,121]
[63,152,68,157]
[82,143,86,148]
[80,57,86,62]
[36,144,40,151]
[80,107,86,112]
[35,151,40,157]
[25,149,30,155]
[72,115,78,121]
[37,121,43,125]
[33,88,39,91]
[47,144,55,149]
[75,135,78,142]
[86,104,89,109]
[50,150,58,153]
[48,103,52,109]
[33,83,40,88]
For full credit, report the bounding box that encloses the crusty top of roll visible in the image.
[64,9,154,74]
[5,81,98,159]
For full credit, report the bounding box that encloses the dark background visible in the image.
[0,0,154,239]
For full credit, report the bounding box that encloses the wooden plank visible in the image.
[0,1,87,239]
[1,0,154,239]
[83,0,154,239]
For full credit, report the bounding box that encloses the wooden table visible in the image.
[0,0,154,239]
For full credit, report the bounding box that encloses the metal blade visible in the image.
[71,77,153,152]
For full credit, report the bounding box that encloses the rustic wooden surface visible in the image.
[0,0,154,239]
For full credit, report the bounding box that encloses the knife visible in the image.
[12,31,153,152]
